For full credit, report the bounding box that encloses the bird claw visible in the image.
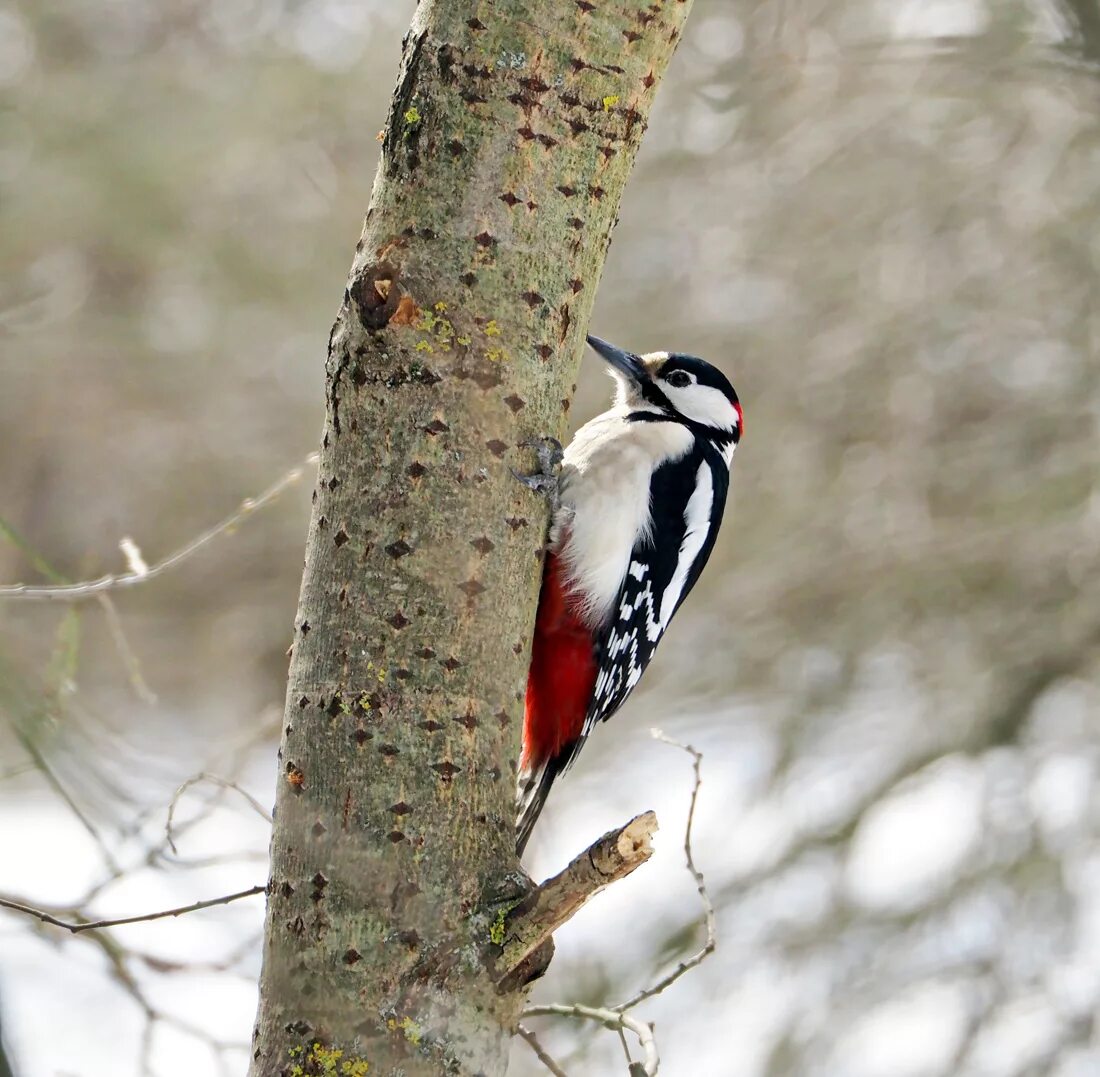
[511,437,563,513]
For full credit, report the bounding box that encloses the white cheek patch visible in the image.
[660,383,738,430]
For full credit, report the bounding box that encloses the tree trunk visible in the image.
[249,1,695,1074]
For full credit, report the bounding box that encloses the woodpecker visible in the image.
[516,334,743,853]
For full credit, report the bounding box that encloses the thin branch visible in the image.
[521,1005,658,1077]
[0,884,264,934]
[166,772,272,854]
[97,592,157,704]
[498,811,658,979]
[517,1024,569,1077]
[0,452,318,601]
[520,735,715,1074]
[614,730,715,1012]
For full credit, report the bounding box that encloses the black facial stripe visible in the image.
[638,379,671,411]
[625,409,740,447]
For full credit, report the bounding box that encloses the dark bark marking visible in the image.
[560,304,572,342]
[386,611,410,630]
[353,728,372,746]
[470,365,503,390]
[424,419,449,435]
[504,394,526,413]
[432,761,459,781]
[420,720,443,732]
[349,261,403,330]
[385,539,413,559]
[407,461,428,478]
[485,439,508,458]
[443,655,463,669]
[471,537,494,555]
[505,517,528,530]
[454,711,478,730]
[458,578,486,598]
[312,821,327,837]
[343,949,362,965]
[334,528,349,548]
[521,291,545,308]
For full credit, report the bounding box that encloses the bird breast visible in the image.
[550,411,693,629]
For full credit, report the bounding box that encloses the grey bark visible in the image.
[249,1,695,1074]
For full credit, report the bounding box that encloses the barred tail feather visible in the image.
[514,748,576,858]
[515,756,558,855]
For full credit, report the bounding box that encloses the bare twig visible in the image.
[614,730,715,1012]
[0,452,318,601]
[499,811,658,978]
[166,772,272,854]
[97,592,157,704]
[517,1024,570,1077]
[520,734,716,1074]
[0,884,265,934]
[521,1005,658,1077]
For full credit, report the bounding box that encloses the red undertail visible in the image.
[522,552,596,773]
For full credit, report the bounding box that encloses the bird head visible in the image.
[586,334,743,442]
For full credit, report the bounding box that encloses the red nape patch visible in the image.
[522,553,596,769]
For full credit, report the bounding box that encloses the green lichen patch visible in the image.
[287,1042,370,1077]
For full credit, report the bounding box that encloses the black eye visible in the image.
[665,370,692,388]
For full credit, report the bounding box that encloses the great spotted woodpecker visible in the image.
[516,335,743,853]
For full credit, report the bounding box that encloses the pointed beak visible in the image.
[586,334,649,385]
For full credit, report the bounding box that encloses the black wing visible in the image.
[563,444,729,772]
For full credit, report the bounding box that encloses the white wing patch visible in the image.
[658,462,715,629]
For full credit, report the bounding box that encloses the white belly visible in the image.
[551,410,693,628]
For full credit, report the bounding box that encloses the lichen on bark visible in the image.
[249,2,696,1075]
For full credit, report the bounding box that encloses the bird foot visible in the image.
[511,436,563,514]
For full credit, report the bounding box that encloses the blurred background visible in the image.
[2,0,1099,1074]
